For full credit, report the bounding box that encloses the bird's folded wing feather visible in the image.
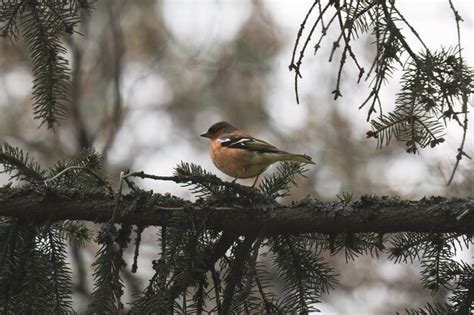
[218,135,285,153]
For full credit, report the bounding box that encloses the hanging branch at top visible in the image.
[289,0,473,183]
[0,0,93,129]
[447,0,471,185]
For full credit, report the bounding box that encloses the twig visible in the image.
[289,0,319,72]
[391,5,428,52]
[161,226,167,259]
[414,117,443,142]
[69,18,91,149]
[44,166,114,195]
[101,0,126,159]
[131,225,144,273]
[1,2,24,41]
[332,0,364,99]
[456,209,471,221]
[0,151,45,182]
[220,235,256,315]
[318,1,325,30]
[211,267,222,313]
[124,171,270,203]
[284,235,306,312]
[290,0,332,104]
[123,177,140,192]
[328,32,343,63]
[111,171,126,222]
[166,232,239,305]
[254,267,273,314]
[447,0,469,185]
[380,2,419,64]
[313,11,338,55]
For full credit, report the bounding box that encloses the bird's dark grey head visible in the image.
[200,121,237,138]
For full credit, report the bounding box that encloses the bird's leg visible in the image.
[251,174,261,188]
[232,178,237,183]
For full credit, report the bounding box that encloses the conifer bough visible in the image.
[0,188,472,235]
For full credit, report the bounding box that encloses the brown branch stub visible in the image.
[0,188,472,235]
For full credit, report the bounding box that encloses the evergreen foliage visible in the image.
[175,161,226,200]
[290,0,473,180]
[390,233,473,314]
[0,142,45,181]
[368,48,471,154]
[47,148,110,192]
[0,144,105,312]
[403,303,454,315]
[174,161,271,206]
[0,219,76,313]
[269,235,337,313]
[259,161,307,198]
[0,0,472,313]
[88,223,130,313]
[1,144,472,313]
[0,0,93,128]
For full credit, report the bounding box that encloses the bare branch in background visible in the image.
[101,0,126,160]
[69,13,92,149]
[447,0,471,185]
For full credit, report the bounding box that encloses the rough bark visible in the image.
[0,188,472,235]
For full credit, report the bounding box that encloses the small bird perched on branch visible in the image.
[201,121,315,187]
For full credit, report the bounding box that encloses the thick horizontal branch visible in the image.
[0,188,472,235]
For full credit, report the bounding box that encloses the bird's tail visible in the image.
[277,152,316,164]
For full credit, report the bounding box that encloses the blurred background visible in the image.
[0,0,472,313]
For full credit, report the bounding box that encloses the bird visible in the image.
[200,121,315,187]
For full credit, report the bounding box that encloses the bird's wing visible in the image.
[218,134,285,153]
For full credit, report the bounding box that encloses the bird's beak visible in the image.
[200,132,212,138]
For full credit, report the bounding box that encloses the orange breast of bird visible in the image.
[210,139,269,179]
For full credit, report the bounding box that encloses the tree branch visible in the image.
[166,231,238,305]
[221,235,256,314]
[0,188,472,235]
